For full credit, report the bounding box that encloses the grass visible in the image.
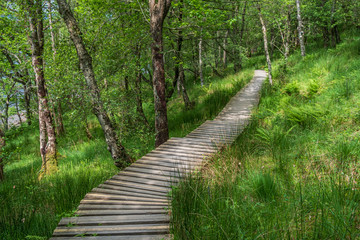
[170,34,360,239]
[0,59,258,239]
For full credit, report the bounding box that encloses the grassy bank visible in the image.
[170,35,360,239]
[0,64,255,239]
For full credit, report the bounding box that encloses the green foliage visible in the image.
[251,172,278,202]
[284,104,323,128]
[282,81,300,96]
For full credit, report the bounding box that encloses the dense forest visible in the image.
[0,0,360,239]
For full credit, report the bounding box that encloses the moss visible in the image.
[38,151,58,180]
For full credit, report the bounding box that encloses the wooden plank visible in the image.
[157,144,217,154]
[145,152,203,161]
[151,148,212,157]
[58,214,169,226]
[104,179,170,193]
[119,170,180,182]
[50,235,169,240]
[124,166,184,178]
[160,141,217,152]
[97,184,167,198]
[77,204,165,211]
[84,193,168,203]
[135,158,200,169]
[140,155,201,164]
[131,162,190,173]
[54,230,168,236]
[169,137,215,145]
[110,175,173,188]
[92,188,167,200]
[79,199,167,207]
[76,209,167,216]
[187,133,235,140]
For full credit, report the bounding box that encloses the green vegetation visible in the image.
[170,35,360,239]
[0,67,254,240]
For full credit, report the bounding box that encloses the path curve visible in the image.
[50,70,267,240]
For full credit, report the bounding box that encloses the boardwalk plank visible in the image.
[51,235,169,240]
[58,214,169,226]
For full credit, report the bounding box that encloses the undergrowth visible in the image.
[170,35,360,239]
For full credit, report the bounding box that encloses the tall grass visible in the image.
[171,35,360,239]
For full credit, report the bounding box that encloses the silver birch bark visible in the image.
[258,7,273,85]
[296,0,306,57]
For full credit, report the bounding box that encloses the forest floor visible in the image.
[0,59,259,239]
[170,34,360,239]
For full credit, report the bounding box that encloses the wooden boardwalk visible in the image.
[50,70,267,240]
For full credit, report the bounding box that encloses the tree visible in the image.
[296,0,306,56]
[0,128,4,181]
[56,0,132,167]
[258,5,273,85]
[26,0,58,178]
[149,0,171,147]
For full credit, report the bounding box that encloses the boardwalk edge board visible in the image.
[51,70,267,239]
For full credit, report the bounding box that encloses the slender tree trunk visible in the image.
[223,30,228,68]
[0,129,5,181]
[258,6,273,85]
[285,8,291,63]
[149,0,171,147]
[179,65,192,110]
[24,71,32,126]
[27,0,58,179]
[56,0,132,166]
[48,0,65,136]
[4,100,9,131]
[15,97,22,125]
[296,0,306,56]
[199,31,204,87]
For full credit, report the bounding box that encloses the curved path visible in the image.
[50,70,267,240]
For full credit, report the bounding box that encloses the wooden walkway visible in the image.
[50,70,267,240]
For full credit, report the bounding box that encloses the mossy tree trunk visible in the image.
[27,0,58,179]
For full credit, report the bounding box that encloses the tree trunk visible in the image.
[4,100,9,131]
[0,129,5,181]
[223,30,228,68]
[149,0,171,147]
[285,7,291,63]
[199,31,204,87]
[56,0,132,166]
[179,65,192,110]
[48,0,65,136]
[15,97,22,125]
[27,0,58,179]
[24,77,32,126]
[258,6,273,85]
[296,0,306,56]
